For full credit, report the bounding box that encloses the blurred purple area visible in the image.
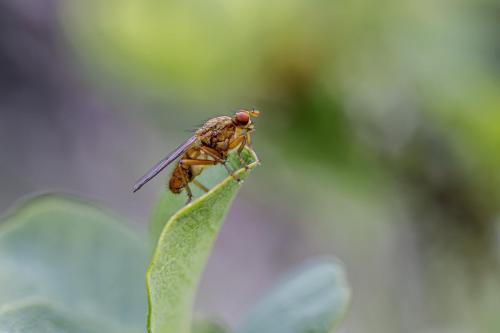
[0,0,144,219]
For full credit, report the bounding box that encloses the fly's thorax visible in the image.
[185,147,201,159]
[213,127,235,153]
[196,116,234,144]
[199,124,236,153]
[196,116,233,137]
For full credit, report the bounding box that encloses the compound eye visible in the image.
[235,111,250,125]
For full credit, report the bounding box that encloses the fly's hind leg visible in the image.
[199,146,242,183]
[184,184,193,205]
[178,169,193,205]
[179,158,218,204]
[192,179,209,193]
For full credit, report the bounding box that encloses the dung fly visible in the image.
[132,109,259,203]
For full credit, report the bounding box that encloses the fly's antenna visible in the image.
[249,108,260,118]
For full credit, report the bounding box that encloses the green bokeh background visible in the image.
[1,0,499,332]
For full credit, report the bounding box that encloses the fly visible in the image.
[132,109,260,203]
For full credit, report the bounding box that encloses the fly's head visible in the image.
[233,108,260,131]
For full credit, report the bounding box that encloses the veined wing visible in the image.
[132,136,198,192]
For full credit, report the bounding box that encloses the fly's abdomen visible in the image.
[169,165,190,193]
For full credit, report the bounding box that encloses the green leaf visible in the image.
[149,150,255,245]
[236,258,351,333]
[0,195,149,333]
[146,150,258,333]
[150,190,185,246]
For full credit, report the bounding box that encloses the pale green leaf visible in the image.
[236,258,351,333]
[0,195,149,333]
[146,150,258,333]
[149,150,254,245]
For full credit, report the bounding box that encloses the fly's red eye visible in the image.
[235,111,250,125]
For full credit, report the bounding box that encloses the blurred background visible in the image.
[1,0,500,332]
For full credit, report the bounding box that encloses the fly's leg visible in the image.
[228,135,253,170]
[179,158,218,204]
[185,184,193,204]
[178,169,193,204]
[245,131,260,164]
[200,146,242,183]
[192,179,209,193]
[179,158,219,167]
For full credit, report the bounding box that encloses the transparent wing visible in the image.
[132,136,198,192]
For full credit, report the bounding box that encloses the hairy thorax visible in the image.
[196,116,236,156]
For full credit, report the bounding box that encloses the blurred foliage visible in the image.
[237,259,350,333]
[63,0,500,175]
[0,195,148,333]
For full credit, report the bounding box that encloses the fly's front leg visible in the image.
[246,132,260,165]
[200,146,242,183]
[228,135,252,170]
[245,130,260,164]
